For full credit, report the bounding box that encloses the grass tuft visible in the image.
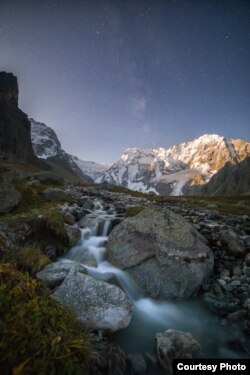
[125,206,146,217]
[1,244,51,275]
[0,263,95,375]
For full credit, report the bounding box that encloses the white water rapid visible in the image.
[60,199,246,372]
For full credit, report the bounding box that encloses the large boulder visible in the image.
[155,329,202,373]
[0,188,21,213]
[53,268,132,332]
[107,207,213,299]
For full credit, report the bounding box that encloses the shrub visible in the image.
[16,245,51,275]
[43,209,66,237]
[0,263,94,375]
[1,245,51,275]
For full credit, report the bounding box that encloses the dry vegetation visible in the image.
[0,263,95,375]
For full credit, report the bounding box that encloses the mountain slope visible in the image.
[30,119,93,183]
[200,157,250,196]
[101,134,250,196]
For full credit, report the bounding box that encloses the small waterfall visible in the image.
[61,198,246,362]
[102,219,111,236]
[93,199,105,211]
[87,261,140,301]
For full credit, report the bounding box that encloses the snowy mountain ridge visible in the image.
[100,134,250,195]
[30,120,250,196]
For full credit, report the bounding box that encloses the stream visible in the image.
[59,199,246,373]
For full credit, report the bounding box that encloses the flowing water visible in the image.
[60,199,246,373]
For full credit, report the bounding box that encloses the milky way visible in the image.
[0,0,249,162]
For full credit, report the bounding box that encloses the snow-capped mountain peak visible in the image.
[100,134,250,195]
[30,118,92,181]
[30,123,250,196]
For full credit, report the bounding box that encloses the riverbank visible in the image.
[0,171,249,373]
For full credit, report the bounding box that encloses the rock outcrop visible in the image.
[0,72,37,163]
[107,206,214,299]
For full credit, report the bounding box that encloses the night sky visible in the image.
[0,0,249,163]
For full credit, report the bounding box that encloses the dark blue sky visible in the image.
[0,0,249,162]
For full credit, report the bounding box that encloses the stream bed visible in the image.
[59,200,246,372]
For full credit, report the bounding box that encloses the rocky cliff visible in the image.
[0,72,37,163]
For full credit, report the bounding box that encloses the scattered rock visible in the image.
[219,229,245,257]
[127,353,147,374]
[64,224,81,247]
[227,310,247,321]
[64,213,75,225]
[245,253,250,266]
[0,188,21,213]
[244,298,250,311]
[203,293,239,315]
[244,236,250,252]
[44,245,57,260]
[155,329,202,373]
[53,269,132,332]
[232,266,242,276]
[243,266,250,277]
[230,280,241,287]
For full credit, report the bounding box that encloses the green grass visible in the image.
[1,244,51,276]
[180,195,250,215]
[97,182,250,215]
[0,159,41,173]
[0,263,95,375]
[124,206,146,217]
